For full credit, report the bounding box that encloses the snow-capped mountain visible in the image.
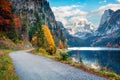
[57,21,90,47]
[64,20,95,39]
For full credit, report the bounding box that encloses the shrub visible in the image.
[38,48,48,55]
[107,72,116,77]
[47,46,56,55]
[60,52,69,61]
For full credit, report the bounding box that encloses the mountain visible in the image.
[97,9,119,35]
[91,9,120,47]
[99,9,114,28]
[57,21,89,47]
[64,20,95,39]
[10,0,66,47]
[60,9,120,47]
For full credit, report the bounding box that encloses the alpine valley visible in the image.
[59,9,120,47]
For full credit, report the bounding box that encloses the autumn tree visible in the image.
[13,15,21,28]
[0,0,19,42]
[42,25,56,55]
[0,0,12,29]
[58,40,64,49]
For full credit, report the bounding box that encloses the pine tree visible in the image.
[31,13,46,48]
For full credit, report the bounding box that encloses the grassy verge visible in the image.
[31,48,120,80]
[0,49,19,80]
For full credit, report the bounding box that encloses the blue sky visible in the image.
[47,0,120,28]
[48,0,117,11]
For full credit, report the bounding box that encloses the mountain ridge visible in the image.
[60,9,120,47]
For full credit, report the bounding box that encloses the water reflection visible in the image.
[68,47,120,74]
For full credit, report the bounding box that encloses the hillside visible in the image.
[0,0,66,50]
[11,0,66,47]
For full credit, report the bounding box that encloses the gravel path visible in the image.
[9,50,107,80]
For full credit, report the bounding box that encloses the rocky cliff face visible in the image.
[97,9,120,35]
[99,9,114,28]
[91,9,120,47]
[11,0,66,46]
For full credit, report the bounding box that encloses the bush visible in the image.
[38,48,48,55]
[47,46,56,55]
[107,72,116,77]
[60,52,69,61]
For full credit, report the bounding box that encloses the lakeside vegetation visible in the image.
[31,48,120,80]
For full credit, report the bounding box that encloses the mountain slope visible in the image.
[10,0,66,47]
[97,9,120,35]
[99,9,114,28]
[57,21,89,47]
[91,9,120,47]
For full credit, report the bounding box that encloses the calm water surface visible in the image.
[68,47,120,74]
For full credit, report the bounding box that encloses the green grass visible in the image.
[0,50,19,80]
[31,48,120,80]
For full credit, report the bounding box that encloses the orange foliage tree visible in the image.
[0,0,19,42]
[13,15,21,28]
[58,40,64,49]
[42,25,56,54]
[0,0,12,27]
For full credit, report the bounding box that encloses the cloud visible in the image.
[52,5,88,27]
[91,4,120,14]
[51,4,120,28]
[117,0,120,3]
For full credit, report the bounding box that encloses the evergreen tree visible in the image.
[29,23,36,41]
[31,13,46,48]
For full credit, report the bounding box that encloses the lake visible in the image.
[68,47,120,74]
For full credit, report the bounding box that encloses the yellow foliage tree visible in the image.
[42,25,56,54]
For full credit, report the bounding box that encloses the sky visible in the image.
[47,0,120,28]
